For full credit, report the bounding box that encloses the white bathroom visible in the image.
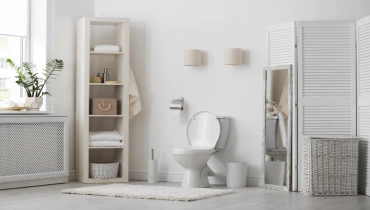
[0,0,370,209]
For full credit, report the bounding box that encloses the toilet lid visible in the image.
[187,111,220,148]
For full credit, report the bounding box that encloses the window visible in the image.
[0,0,30,102]
[0,36,27,100]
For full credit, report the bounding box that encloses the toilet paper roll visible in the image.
[171,109,181,116]
[266,104,278,116]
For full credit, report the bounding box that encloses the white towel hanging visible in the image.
[129,66,142,119]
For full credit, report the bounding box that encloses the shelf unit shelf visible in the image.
[89,83,124,86]
[90,51,124,55]
[89,115,124,118]
[87,177,125,183]
[89,147,123,149]
[76,17,130,184]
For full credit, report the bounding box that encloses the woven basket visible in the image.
[89,162,119,179]
[301,136,359,196]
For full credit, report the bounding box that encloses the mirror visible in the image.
[262,65,292,191]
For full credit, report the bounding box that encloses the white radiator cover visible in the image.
[0,115,68,189]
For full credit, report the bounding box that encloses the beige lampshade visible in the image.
[184,49,202,66]
[224,48,242,65]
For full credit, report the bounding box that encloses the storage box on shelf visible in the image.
[91,98,117,115]
[90,163,119,179]
[76,17,130,183]
[89,149,123,180]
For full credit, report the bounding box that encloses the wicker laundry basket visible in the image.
[89,162,119,179]
[301,136,359,196]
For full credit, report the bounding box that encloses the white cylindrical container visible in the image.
[148,159,158,184]
[227,162,248,188]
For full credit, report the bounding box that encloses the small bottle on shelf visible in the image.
[90,73,102,83]
[102,68,110,83]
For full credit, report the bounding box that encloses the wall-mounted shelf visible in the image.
[76,17,130,184]
[90,51,124,55]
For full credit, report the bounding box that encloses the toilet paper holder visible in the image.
[169,97,184,111]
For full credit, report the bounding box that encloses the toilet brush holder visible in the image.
[148,159,158,183]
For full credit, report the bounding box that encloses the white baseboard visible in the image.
[0,177,68,190]
[129,171,182,183]
[69,169,262,187]
[129,171,263,187]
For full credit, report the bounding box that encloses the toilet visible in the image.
[172,111,231,188]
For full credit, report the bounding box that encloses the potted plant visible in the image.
[6,59,64,111]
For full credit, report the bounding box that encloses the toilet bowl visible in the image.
[172,111,230,188]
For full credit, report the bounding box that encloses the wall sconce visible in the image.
[224,48,242,65]
[184,49,202,66]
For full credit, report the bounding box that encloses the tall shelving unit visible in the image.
[76,17,130,183]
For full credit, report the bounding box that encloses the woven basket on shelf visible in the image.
[301,136,359,196]
[89,162,119,179]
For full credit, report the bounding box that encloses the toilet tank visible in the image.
[215,116,231,150]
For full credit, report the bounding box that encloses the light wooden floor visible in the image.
[0,181,369,210]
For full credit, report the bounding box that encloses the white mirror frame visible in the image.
[262,64,292,191]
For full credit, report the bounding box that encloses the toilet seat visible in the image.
[187,111,221,148]
[172,147,216,155]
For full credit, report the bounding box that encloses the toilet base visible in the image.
[181,165,210,188]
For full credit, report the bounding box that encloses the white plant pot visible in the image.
[24,97,43,111]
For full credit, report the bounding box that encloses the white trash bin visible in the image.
[227,162,248,188]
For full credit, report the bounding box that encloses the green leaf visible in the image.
[6,58,64,97]
[36,59,64,96]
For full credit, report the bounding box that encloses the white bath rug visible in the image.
[61,184,235,202]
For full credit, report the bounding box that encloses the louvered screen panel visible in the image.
[358,20,370,98]
[267,22,298,191]
[302,25,353,97]
[357,16,370,196]
[267,22,295,66]
[297,21,356,191]
[358,107,370,195]
[303,106,352,135]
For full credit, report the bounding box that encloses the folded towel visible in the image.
[89,141,122,147]
[0,100,15,108]
[89,130,122,141]
[94,45,120,52]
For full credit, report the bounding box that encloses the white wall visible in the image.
[49,0,94,175]
[51,0,370,184]
[93,0,370,185]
